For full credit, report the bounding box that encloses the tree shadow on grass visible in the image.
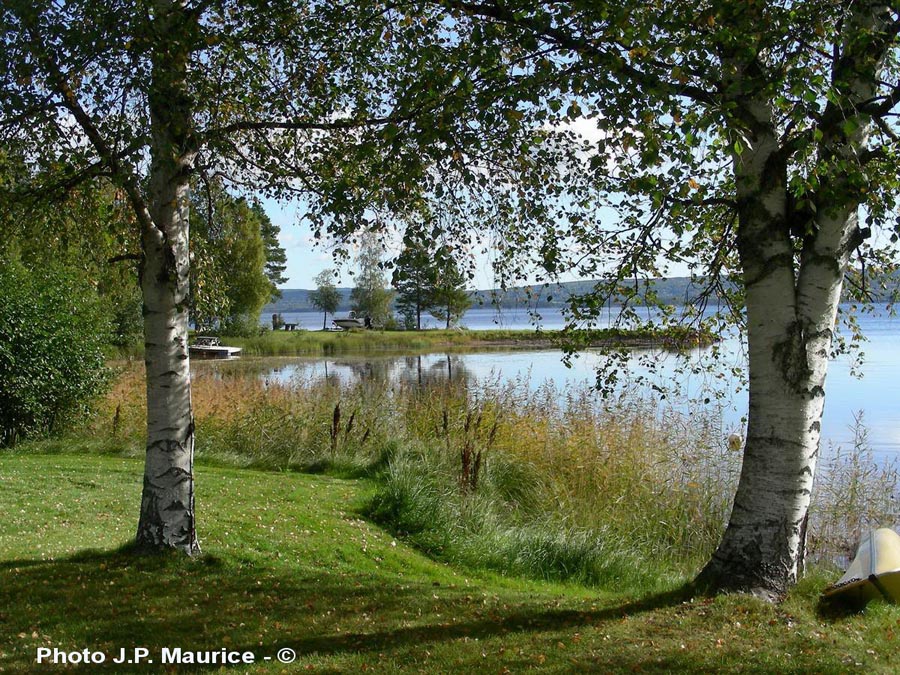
[238,585,693,658]
[0,547,693,673]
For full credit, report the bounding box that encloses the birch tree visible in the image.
[0,0,483,553]
[412,0,900,598]
[310,270,342,330]
[350,234,395,326]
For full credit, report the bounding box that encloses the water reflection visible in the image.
[193,325,900,460]
[194,353,475,390]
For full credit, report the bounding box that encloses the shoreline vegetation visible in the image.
[2,452,897,673]
[28,360,897,575]
[3,357,898,670]
[218,326,719,358]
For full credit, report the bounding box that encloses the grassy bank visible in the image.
[70,361,898,581]
[2,452,899,673]
[205,325,718,357]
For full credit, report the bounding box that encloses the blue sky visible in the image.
[262,197,510,291]
[261,198,335,289]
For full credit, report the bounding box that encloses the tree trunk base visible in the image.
[135,474,200,556]
[134,527,200,556]
[693,554,789,603]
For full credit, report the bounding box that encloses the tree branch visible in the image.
[0,96,61,130]
[108,253,142,264]
[14,6,157,236]
[857,82,900,117]
[665,195,737,209]
[21,137,149,200]
[438,0,716,105]
[205,114,400,139]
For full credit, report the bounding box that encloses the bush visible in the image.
[0,258,111,445]
[219,312,266,337]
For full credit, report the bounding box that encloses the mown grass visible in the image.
[2,452,900,674]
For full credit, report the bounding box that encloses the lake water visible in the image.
[269,306,594,331]
[247,306,899,459]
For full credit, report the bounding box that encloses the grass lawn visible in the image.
[1,452,897,673]
[213,325,716,357]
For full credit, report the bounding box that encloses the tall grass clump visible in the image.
[366,444,665,589]
[85,361,395,474]
[84,362,739,585]
[365,375,744,586]
[808,412,900,566]
[196,374,397,474]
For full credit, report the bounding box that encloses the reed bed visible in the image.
[83,361,896,588]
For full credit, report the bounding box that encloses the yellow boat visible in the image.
[822,528,900,606]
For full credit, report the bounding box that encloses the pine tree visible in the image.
[255,201,287,299]
[392,230,437,330]
[429,246,471,330]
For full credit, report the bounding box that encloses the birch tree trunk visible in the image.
[135,1,199,554]
[697,4,888,597]
[693,105,818,597]
[697,157,853,597]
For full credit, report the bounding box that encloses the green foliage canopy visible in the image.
[0,152,143,349]
[190,182,284,335]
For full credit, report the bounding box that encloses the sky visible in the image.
[262,196,520,291]
[263,193,699,292]
[261,198,334,289]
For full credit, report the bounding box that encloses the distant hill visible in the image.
[263,288,355,315]
[263,277,728,316]
[264,272,898,317]
[467,277,730,309]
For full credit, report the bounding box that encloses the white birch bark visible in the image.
[134,1,199,553]
[136,176,197,553]
[695,108,818,599]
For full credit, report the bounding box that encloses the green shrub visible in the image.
[0,258,110,445]
[219,313,266,337]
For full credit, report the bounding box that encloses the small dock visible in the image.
[189,336,242,359]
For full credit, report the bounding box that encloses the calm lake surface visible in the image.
[244,306,899,459]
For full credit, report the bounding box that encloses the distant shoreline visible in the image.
[216,326,718,358]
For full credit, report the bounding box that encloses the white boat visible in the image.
[189,336,242,359]
[332,317,366,330]
[822,528,900,605]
